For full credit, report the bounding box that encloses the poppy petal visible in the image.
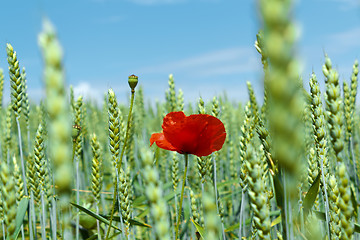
[151,111,226,157]
[162,111,186,128]
[163,114,208,154]
[150,132,178,151]
[195,115,226,157]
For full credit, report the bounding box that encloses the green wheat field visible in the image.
[1,0,360,239]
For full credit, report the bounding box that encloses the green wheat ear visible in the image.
[91,133,102,204]
[108,88,121,168]
[166,73,177,112]
[39,19,72,237]
[119,168,131,234]
[323,55,344,161]
[246,81,259,122]
[33,124,45,203]
[343,81,352,143]
[171,152,180,190]
[134,85,145,137]
[0,159,17,236]
[189,187,200,224]
[21,68,30,124]
[177,88,184,111]
[328,174,341,238]
[323,55,354,238]
[141,147,171,240]
[349,60,358,115]
[246,143,271,239]
[13,157,24,204]
[6,43,23,118]
[260,0,305,175]
[203,183,221,239]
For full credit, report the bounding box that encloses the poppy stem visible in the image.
[175,153,188,240]
[105,88,136,240]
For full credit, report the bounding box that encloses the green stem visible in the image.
[105,89,136,240]
[51,197,57,240]
[75,155,80,240]
[238,188,246,239]
[16,117,28,196]
[2,220,5,240]
[96,203,101,240]
[175,154,188,240]
[16,117,34,239]
[30,191,37,239]
[40,191,46,240]
[279,171,287,240]
[319,154,331,239]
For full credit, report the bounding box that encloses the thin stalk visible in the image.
[75,156,80,240]
[288,190,294,240]
[115,173,127,240]
[320,158,331,239]
[16,117,28,196]
[284,174,289,240]
[30,191,37,238]
[238,188,246,239]
[49,205,54,239]
[105,89,136,240]
[96,204,101,240]
[100,188,106,224]
[2,220,5,240]
[52,197,57,240]
[213,156,225,240]
[280,171,288,240]
[174,193,179,228]
[25,123,34,240]
[170,210,175,239]
[283,172,293,240]
[355,137,360,240]
[15,117,33,239]
[28,199,34,240]
[175,154,188,240]
[201,182,206,226]
[41,191,46,240]
[20,226,24,240]
[298,185,304,233]
[213,156,219,213]
[187,187,195,240]
[230,185,235,222]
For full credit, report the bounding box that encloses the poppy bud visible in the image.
[128,74,138,91]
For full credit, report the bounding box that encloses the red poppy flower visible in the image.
[150,111,226,157]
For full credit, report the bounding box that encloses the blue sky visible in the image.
[1,0,360,106]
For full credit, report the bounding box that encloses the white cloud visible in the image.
[73,82,105,103]
[137,47,259,76]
